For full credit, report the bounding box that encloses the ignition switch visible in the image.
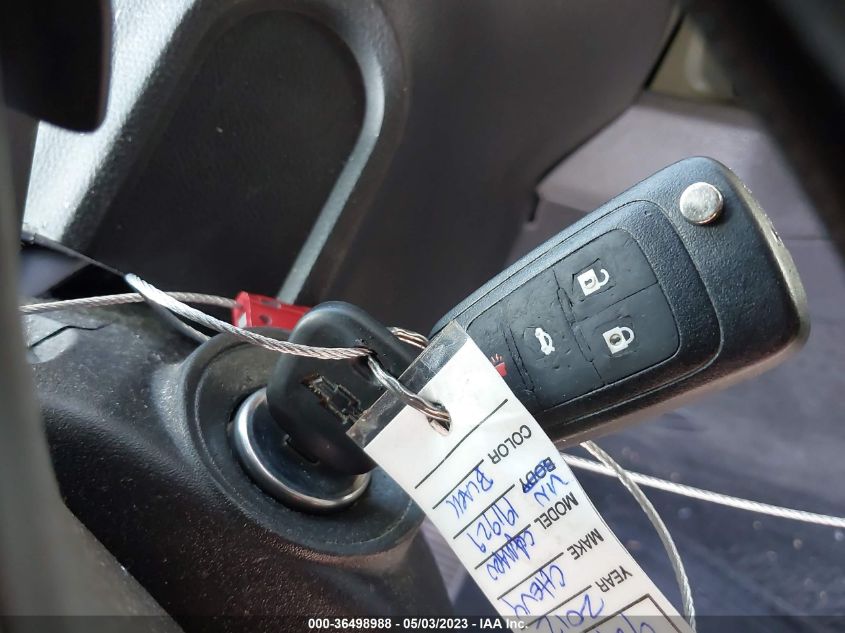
[230,302,417,512]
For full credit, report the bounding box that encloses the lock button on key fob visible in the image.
[578,284,679,383]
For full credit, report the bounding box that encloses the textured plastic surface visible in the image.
[1,105,178,622]
[23,0,676,328]
[28,307,450,628]
[434,158,809,445]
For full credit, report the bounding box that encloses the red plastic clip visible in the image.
[232,292,310,331]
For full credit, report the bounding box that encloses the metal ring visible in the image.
[366,356,451,433]
[231,389,371,512]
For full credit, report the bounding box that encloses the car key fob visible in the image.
[432,157,809,444]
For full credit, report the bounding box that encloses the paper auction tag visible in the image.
[351,323,692,632]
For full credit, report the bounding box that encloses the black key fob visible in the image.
[432,157,808,444]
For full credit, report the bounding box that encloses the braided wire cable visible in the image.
[582,441,696,630]
[20,291,238,314]
[562,452,845,529]
[123,274,371,360]
[20,277,432,362]
[387,326,429,350]
[124,274,211,343]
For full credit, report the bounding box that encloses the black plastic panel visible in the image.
[24,0,677,328]
[27,307,451,629]
[89,10,365,297]
[322,0,678,328]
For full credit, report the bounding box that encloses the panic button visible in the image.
[466,304,533,403]
[504,270,601,407]
[578,284,679,383]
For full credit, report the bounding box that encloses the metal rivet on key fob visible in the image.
[680,182,724,225]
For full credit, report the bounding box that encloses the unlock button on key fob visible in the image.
[555,228,658,319]
[505,270,601,407]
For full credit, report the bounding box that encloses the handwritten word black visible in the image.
[445,466,495,519]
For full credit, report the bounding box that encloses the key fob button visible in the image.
[579,284,679,382]
[504,270,602,407]
[466,303,532,401]
[555,229,657,319]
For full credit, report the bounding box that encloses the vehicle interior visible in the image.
[1,0,844,631]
